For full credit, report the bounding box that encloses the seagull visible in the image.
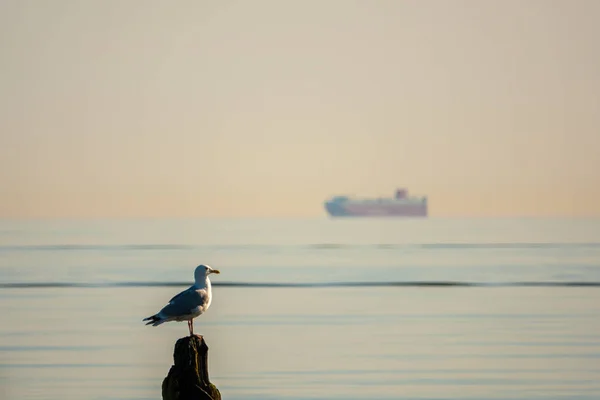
[143,264,220,336]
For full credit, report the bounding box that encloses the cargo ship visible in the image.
[324,188,428,217]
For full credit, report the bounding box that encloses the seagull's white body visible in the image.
[171,277,212,322]
[143,264,220,335]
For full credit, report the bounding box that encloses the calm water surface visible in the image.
[1,217,600,399]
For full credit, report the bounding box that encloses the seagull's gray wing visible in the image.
[159,286,208,319]
[168,285,195,303]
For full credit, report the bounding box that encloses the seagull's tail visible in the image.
[142,314,165,327]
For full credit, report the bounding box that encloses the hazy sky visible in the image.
[1,0,599,218]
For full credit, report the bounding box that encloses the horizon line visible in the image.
[1,215,600,221]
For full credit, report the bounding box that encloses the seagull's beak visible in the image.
[210,269,220,275]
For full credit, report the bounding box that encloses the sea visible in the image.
[1,217,600,400]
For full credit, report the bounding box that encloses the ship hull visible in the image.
[324,201,427,217]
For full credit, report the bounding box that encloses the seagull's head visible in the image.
[194,264,220,282]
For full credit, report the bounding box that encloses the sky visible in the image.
[1,0,599,218]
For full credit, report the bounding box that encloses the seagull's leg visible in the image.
[187,320,192,336]
[190,319,194,336]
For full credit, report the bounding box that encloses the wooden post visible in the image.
[162,335,221,400]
